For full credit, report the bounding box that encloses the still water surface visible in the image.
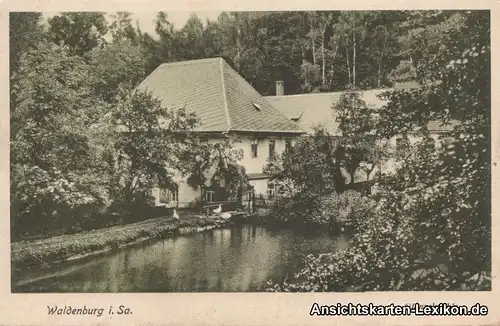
[14,224,350,292]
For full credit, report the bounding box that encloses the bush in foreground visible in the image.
[313,190,376,230]
[266,189,375,231]
[267,11,490,291]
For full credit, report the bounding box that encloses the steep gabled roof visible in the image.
[136,58,305,134]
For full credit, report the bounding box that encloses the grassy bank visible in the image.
[11,212,237,271]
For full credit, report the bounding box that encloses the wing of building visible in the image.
[265,82,458,136]
[265,81,460,184]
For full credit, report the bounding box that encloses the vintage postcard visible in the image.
[1,0,499,325]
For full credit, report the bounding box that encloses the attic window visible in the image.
[291,110,305,122]
[252,103,262,111]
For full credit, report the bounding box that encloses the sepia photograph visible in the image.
[9,9,491,295]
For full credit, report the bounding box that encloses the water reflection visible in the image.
[13,224,350,293]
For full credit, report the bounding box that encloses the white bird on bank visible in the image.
[213,204,222,214]
[172,209,180,221]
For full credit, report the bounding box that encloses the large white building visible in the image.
[137,57,457,206]
[136,58,305,207]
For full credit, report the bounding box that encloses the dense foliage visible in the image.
[315,190,375,229]
[11,42,108,235]
[267,10,490,291]
[57,10,437,96]
[185,137,249,198]
[9,12,248,239]
[264,128,346,226]
[10,11,490,292]
[265,128,343,196]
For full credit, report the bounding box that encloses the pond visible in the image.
[13,224,350,292]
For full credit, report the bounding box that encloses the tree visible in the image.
[304,12,336,87]
[11,42,102,171]
[9,12,46,131]
[334,11,366,86]
[333,86,385,184]
[388,59,417,84]
[265,128,344,196]
[139,12,178,74]
[10,42,108,237]
[299,61,321,92]
[176,14,206,60]
[9,12,44,75]
[395,11,467,86]
[47,12,108,57]
[185,136,249,201]
[359,11,408,89]
[172,10,416,94]
[263,128,347,226]
[88,40,148,103]
[108,12,139,44]
[202,20,225,58]
[359,139,390,186]
[268,10,490,292]
[107,88,199,211]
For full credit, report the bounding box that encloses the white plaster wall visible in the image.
[152,132,450,206]
[151,134,298,207]
[232,136,294,174]
[151,181,199,208]
[249,179,269,196]
[177,181,201,207]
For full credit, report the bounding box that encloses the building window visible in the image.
[285,139,292,152]
[267,182,275,199]
[269,140,276,159]
[251,140,258,158]
[159,188,179,204]
[205,190,215,203]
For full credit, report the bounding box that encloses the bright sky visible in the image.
[43,11,222,37]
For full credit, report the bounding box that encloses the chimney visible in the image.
[276,80,284,96]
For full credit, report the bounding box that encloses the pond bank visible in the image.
[13,222,352,292]
[11,211,251,274]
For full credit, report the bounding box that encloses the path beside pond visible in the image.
[11,211,245,273]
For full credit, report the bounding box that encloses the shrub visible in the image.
[267,189,375,230]
[267,191,322,226]
[312,190,376,229]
